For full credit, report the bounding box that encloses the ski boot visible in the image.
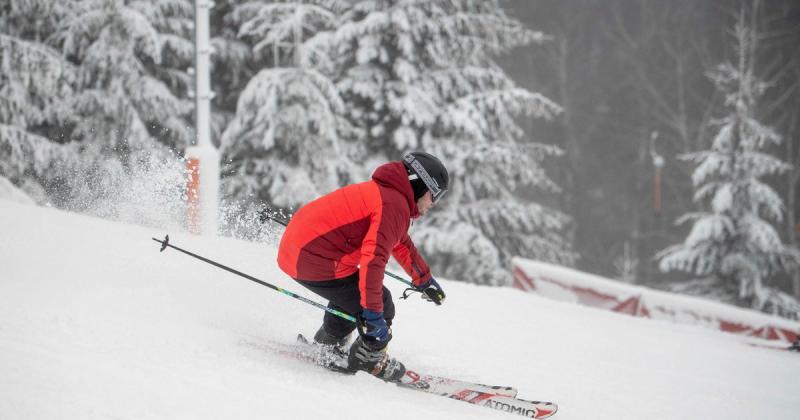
[313,326,352,349]
[348,336,406,382]
[311,327,355,374]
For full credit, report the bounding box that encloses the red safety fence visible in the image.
[512,258,799,344]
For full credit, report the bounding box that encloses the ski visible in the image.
[242,335,557,418]
[396,369,557,419]
[399,370,519,399]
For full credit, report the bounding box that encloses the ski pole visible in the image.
[260,210,414,288]
[152,235,356,323]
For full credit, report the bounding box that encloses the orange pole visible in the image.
[186,158,201,234]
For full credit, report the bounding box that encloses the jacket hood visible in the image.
[372,161,420,219]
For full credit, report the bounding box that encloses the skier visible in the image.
[277,152,449,381]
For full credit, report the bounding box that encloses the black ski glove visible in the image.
[418,277,446,305]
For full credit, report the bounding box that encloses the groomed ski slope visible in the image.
[1,199,798,420]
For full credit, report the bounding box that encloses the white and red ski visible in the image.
[397,369,556,419]
[241,335,557,419]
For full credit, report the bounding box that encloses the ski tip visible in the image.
[536,410,557,419]
[532,402,558,419]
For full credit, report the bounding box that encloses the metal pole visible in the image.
[186,0,219,235]
[195,0,212,150]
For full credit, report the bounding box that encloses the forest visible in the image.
[1,0,798,317]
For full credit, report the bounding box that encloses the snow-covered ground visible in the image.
[1,198,798,420]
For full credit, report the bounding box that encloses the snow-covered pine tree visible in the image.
[0,0,74,202]
[220,0,360,212]
[306,0,575,284]
[130,0,196,151]
[658,13,800,315]
[208,0,253,140]
[44,0,192,210]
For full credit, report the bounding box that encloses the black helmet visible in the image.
[402,152,449,203]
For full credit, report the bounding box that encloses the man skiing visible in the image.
[277,152,449,381]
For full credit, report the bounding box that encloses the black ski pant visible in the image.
[296,271,395,339]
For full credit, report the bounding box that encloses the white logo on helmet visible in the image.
[405,154,442,198]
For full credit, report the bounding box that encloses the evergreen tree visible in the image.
[658,14,800,314]
[306,0,575,284]
[132,0,196,150]
[0,0,74,202]
[220,0,360,211]
[42,0,193,210]
[208,0,253,140]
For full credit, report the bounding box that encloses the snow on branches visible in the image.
[299,0,575,284]
[220,1,361,212]
[658,14,800,315]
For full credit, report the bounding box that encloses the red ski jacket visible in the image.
[277,161,433,312]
